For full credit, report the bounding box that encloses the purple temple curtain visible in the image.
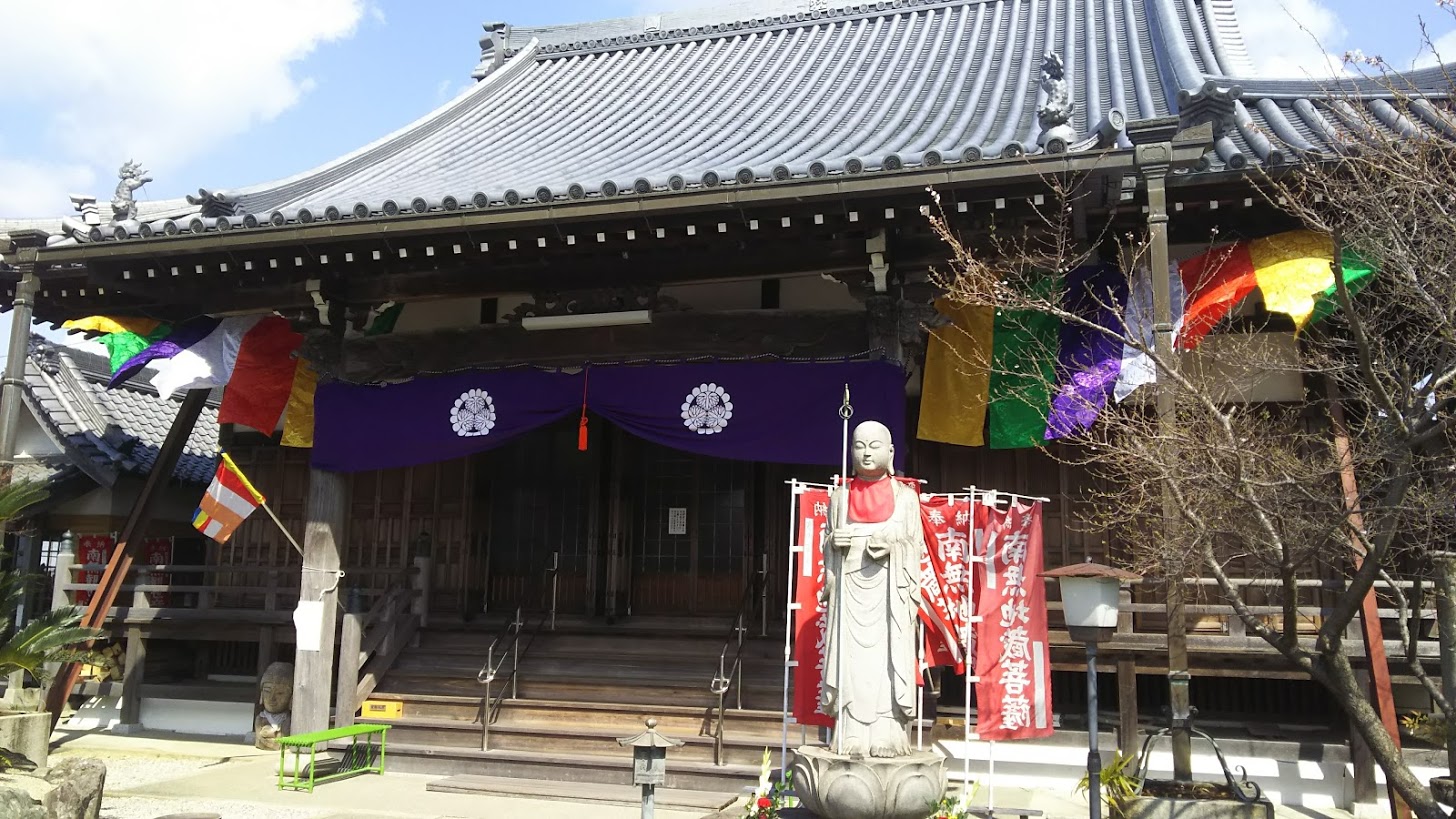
[311,360,906,472]
[1045,263,1129,440]
[587,361,906,468]
[312,368,581,472]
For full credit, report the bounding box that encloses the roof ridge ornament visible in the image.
[1037,52,1076,154]
[473,22,512,80]
[110,161,151,223]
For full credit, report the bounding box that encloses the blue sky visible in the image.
[1,0,1454,364]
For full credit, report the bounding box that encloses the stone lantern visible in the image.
[618,717,683,819]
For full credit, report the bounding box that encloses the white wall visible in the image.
[13,411,62,459]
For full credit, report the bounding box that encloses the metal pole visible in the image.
[963,488,976,808]
[1432,552,1456,774]
[835,385,852,754]
[0,264,37,474]
[916,619,924,750]
[1088,641,1103,819]
[760,551,769,638]
[780,480,799,780]
[642,783,654,819]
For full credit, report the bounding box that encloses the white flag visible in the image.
[1113,264,1185,403]
[152,316,261,399]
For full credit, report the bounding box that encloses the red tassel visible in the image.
[578,413,589,451]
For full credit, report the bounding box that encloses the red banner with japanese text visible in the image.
[918,495,972,675]
[791,486,834,728]
[140,537,173,608]
[974,500,1053,740]
[75,534,116,605]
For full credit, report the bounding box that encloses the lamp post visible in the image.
[618,717,683,819]
[1044,561,1142,819]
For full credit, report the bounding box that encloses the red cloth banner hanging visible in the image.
[74,534,116,606]
[140,538,173,608]
[918,495,971,675]
[791,486,834,728]
[974,500,1054,740]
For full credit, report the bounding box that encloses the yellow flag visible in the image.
[917,299,993,447]
[280,362,318,448]
[1249,230,1336,330]
[62,316,162,336]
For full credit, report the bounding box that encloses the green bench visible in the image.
[276,723,390,792]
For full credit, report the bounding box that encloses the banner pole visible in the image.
[916,619,925,751]
[835,385,852,755]
[780,480,799,782]
[261,501,304,557]
[964,486,977,809]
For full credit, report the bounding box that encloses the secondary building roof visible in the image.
[16,336,220,490]
[17,0,1456,248]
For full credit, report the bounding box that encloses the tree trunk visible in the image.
[1325,652,1445,819]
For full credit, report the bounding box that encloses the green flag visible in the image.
[989,274,1062,449]
[1306,247,1375,328]
[99,323,171,373]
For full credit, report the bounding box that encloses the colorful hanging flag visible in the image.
[62,316,162,337]
[974,500,1053,741]
[1113,264,1185,403]
[1045,264,1128,439]
[192,453,266,544]
[110,316,222,388]
[281,361,319,448]
[1308,247,1376,328]
[1179,241,1257,350]
[989,274,1062,449]
[917,299,993,447]
[152,316,262,399]
[365,303,404,336]
[1249,230,1346,329]
[791,485,834,728]
[217,317,304,434]
[97,323,172,373]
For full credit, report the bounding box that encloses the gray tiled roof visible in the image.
[31,0,1456,246]
[19,336,220,486]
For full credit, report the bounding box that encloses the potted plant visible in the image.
[0,481,104,770]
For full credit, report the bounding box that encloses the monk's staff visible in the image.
[835,384,852,754]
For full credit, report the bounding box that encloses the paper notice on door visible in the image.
[293,600,324,651]
[667,507,688,535]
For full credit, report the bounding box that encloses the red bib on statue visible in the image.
[847,477,896,523]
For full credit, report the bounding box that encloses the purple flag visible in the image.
[312,368,581,472]
[589,360,906,468]
[109,317,222,389]
[1045,264,1128,440]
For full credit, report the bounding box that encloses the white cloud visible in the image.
[1414,28,1456,69]
[0,0,368,217]
[1231,0,1350,79]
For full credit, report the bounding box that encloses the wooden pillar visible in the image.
[117,626,147,731]
[1350,671,1380,809]
[1116,589,1139,755]
[291,467,348,735]
[335,612,364,729]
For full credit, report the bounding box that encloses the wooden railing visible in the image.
[335,566,426,727]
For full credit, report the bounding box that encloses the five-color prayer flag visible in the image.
[193,454,265,544]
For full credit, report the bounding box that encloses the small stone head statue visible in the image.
[254,661,295,750]
[851,420,895,479]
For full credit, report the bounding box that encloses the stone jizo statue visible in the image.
[820,420,924,759]
[254,661,294,750]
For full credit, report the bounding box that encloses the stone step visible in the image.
[376,741,762,792]
[424,774,739,812]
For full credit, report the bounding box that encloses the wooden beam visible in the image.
[291,467,348,735]
[118,626,147,728]
[327,309,873,382]
[44,389,210,728]
[1328,386,1409,819]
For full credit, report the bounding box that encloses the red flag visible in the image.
[791,486,834,728]
[974,500,1054,740]
[918,495,971,675]
[1178,242,1256,350]
[75,534,116,605]
[217,317,304,434]
[141,537,173,607]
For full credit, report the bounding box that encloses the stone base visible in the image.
[1121,796,1273,819]
[0,711,51,769]
[1432,776,1453,808]
[791,746,946,819]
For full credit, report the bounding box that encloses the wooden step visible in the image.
[369,715,785,766]
[363,693,791,738]
[414,631,783,660]
[377,741,761,791]
[378,670,784,709]
[425,774,738,811]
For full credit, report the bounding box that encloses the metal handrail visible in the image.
[476,551,558,751]
[708,557,768,766]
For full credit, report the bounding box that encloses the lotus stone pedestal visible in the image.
[791,746,946,819]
